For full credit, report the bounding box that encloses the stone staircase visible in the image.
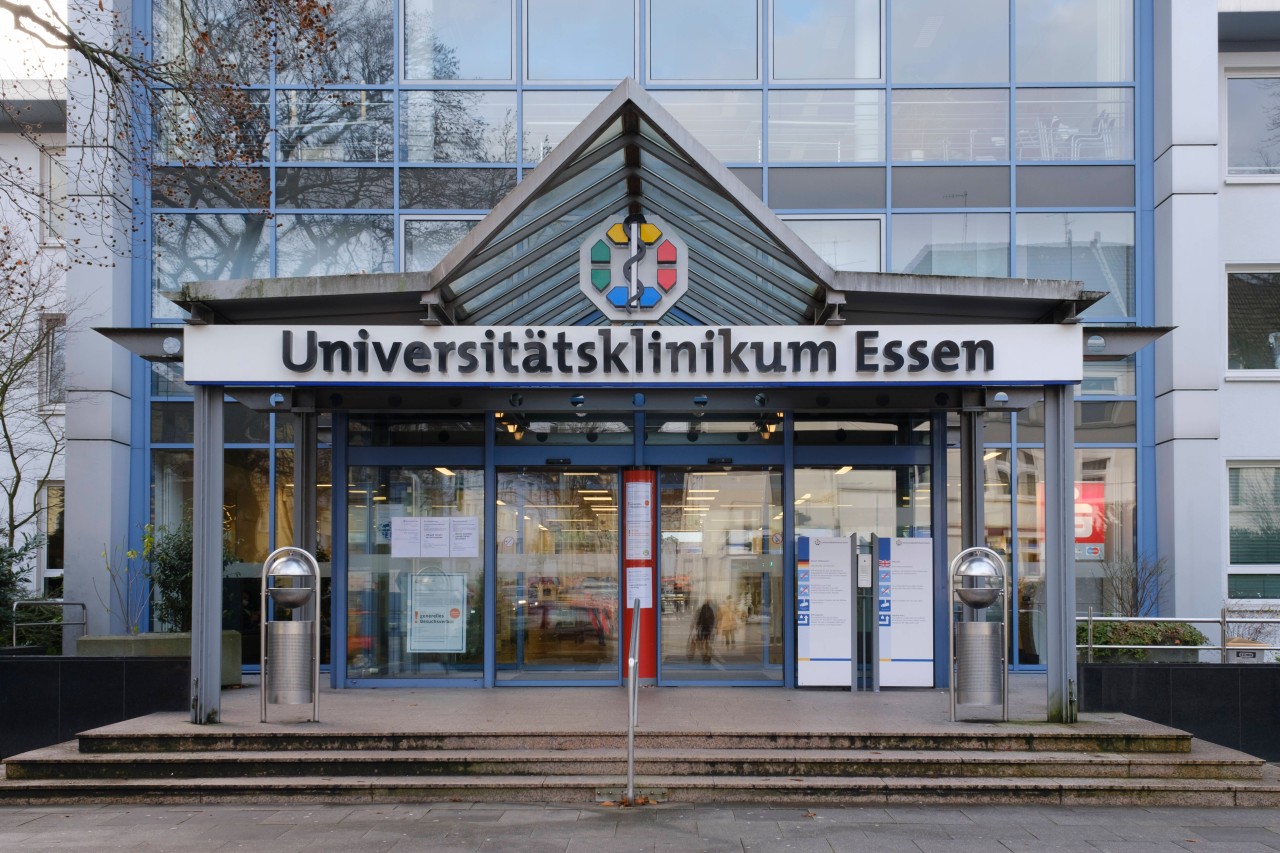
[4,721,1279,806]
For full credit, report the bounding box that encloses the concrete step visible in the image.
[4,740,1259,783]
[2,766,1279,807]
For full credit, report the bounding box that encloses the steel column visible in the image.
[293,412,318,554]
[1043,383,1078,723]
[191,384,224,724]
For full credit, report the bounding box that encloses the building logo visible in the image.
[579,213,688,321]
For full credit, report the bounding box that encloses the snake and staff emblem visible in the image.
[581,213,688,321]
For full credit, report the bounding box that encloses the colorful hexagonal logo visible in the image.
[579,213,688,321]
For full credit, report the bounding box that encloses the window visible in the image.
[890,0,1008,84]
[403,0,513,81]
[40,314,66,410]
[1227,76,1280,177]
[783,217,881,272]
[402,217,479,272]
[1230,465,1280,566]
[41,149,67,244]
[1017,213,1135,318]
[1015,0,1133,83]
[41,482,65,581]
[649,0,758,81]
[526,0,634,82]
[767,90,883,163]
[771,0,879,81]
[1227,272,1280,369]
[890,213,1009,277]
[1229,573,1280,599]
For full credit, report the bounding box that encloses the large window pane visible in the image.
[1017,213,1134,317]
[280,0,394,85]
[1015,89,1134,162]
[154,89,269,165]
[1228,78,1280,177]
[650,0,758,81]
[1231,466,1280,565]
[890,0,1008,84]
[276,168,393,209]
[153,213,269,320]
[404,219,478,272]
[404,0,512,81]
[523,91,608,163]
[772,0,879,80]
[152,167,271,210]
[768,167,885,208]
[153,0,267,84]
[892,166,1009,208]
[785,218,880,271]
[527,0,634,81]
[768,90,883,162]
[650,91,762,162]
[275,214,394,277]
[1015,165,1135,207]
[890,90,1008,162]
[277,91,393,162]
[890,213,1009,277]
[401,91,517,163]
[1228,272,1280,369]
[1015,0,1133,83]
[400,167,517,209]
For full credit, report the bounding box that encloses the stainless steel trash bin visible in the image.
[954,621,1003,706]
[260,546,320,722]
[266,621,313,704]
[949,547,1008,721]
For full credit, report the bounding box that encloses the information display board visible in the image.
[407,572,467,653]
[389,517,480,559]
[876,536,934,687]
[796,535,855,687]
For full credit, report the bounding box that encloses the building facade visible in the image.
[65,0,1273,696]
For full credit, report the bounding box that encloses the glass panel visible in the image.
[890,213,1010,277]
[650,0,758,81]
[347,467,486,678]
[404,0,512,81]
[1229,574,1280,599]
[152,213,270,320]
[767,167,885,209]
[1230,466,1280,565]
[151,363,191,397]
[646,414,782,446]
[890,90,1009,162]
[1015,0,1132,83]
[1229,78,1280,177]
[152,167,271,210]
[276,168,394,209]
[891,166,1010,208]
[1015,89,1133,162]
[660,468,783,683]
[527,0,634,81]
[497,470,619,681]
[523,91,609,163]
[277,90,393,162]
[793,415,929,444]
[153,0,267,84]
[985,411,1011,444]
[280,0,394,85]
[1075,401,1137,443]
[785,219,881,272]
[223,400,272,443]
[890,0,1008,84]
[44,484,64,572]
[1017,212,1134,318]
[151,401,193,443]
[731,168,765,199]
[1015,165,1134,207]
[349,415,487,447]
[650,90,762,162]
[154,88,270,164]
[1228,272,1280,369]
[772,0,879,80]
[495,414,633,446]
[1083,356,1136,396]
[400,168,517,209]
[768,90,883,162]
[401,91,517,163]
[404,219,477,272]
[275,214,395,277]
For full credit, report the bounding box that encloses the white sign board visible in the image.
[797,536,855,687]
[389,517,481,559]
[877,537,935,687]
[407,572,467,653]
[626,566,653,609]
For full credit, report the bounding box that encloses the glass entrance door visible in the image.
[495,468,621,683]
[658,467,784,684]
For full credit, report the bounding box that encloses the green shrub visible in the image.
[1077,620,1209,662]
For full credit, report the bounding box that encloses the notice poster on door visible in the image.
[390,517,481,559]
[407,571,467,653]
[626,566,653,609]
[624,480,654,561]
[877,536,934,687]
[797,535,855,687]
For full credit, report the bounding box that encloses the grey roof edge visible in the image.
[172,270,433,309]
[96,326,184,361]
[831,271,1093,302]
[426,77,836,292]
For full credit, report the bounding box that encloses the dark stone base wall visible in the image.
[0,657,188,760]
[1079,663,1280,761]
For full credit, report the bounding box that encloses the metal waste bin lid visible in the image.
[952,547,1004,609]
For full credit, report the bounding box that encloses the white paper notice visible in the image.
[797,536,854,687]
[624,480,653,561]
[450,517,480,558]
[407,572,467,653]
[420,518,450,558]
[625,566,653,609]
[390,517,422,559]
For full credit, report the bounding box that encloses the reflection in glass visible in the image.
[1228,78,1280,177]
[768,168,885,209]
[401,91,517,163]
[650,91,762,162]
[1015,89,1133,162]
[890,213,1009,277]
[280,0,394,85]
[768,90,883,162]
[349,415,486,446]
[400,168,517,209]
[347,467,485,679]
[527,0,633,81]
[772,0,879,80]
[1016,213,1134,317]
[404,219,478,272]
[1227,273,1280,369]
[275,214,394,278]
[1229,465,1280,565]
[276,168,393,209]
[785,219,880,272]
[153,0,268,84]
[1015,0,1133,83]
[891,167,1009,208]
[890,90,1008,162]
[496,470,619,682]
[650,0,758,81]
[496,415,633,446]
[523,91,608,163]
[153,213,270,320]
[793,415,929,444]
[154,89,269,164]
[151,362,191,397]
[404,0,512,81]
[1082,357,1136,396]
[891,0,1008,84]
[277,91,393,162]
[152,167,271,211]
[660,468,783,683]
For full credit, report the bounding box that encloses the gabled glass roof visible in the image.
[430,80,833,327]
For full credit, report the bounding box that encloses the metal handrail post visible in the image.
[1087,607,1094,664]
[625,597,641,805]
[12,601,88,647]
[1221,606,1229,664]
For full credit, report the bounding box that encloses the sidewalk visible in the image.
[1,801,1278,851]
